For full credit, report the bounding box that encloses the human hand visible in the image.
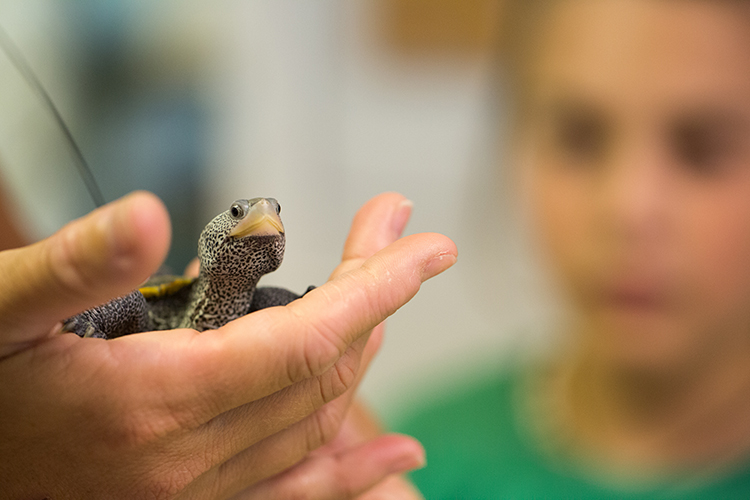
[238,400,425,500]
[233,193,429,499]
[237,406,424,499]
[184,193,427,499]
[0,191,455,499]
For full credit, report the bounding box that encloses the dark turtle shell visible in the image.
[139,275,195,299]
[138,275,197,331]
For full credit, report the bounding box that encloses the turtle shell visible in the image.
[139,275,197,330]
[139,275,195,299]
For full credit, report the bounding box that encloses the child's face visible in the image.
[522,0,750,370]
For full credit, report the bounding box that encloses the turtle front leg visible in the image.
[248,285,315,313]
[62,291,153,340]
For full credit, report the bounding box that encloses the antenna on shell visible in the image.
[0,24,105,208]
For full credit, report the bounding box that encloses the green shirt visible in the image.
[395,368,750,499]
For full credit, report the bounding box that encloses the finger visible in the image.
[228,193,412,457]
[354,476,424,500]
[192,326,375,464]
[187,321,386,489]
[159,232,456,421]
[183,339,408,497]
[327,398,387,451]
[185,192,405,429]
[190,195,411,461]
[0,191,170,357]
[184,257,200,278]
[331,192,413,280]
[111,232,444,472]
[214,433,423,500]
[162,193,412,434]
[128,193,408,426]
[230,435,424,500]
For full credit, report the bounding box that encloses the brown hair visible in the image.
[497,0,750,117]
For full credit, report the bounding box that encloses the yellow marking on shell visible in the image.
[139,278,195,299]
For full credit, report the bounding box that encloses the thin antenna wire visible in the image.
[0,24,105,208]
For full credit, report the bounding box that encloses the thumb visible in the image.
[0,191,170,357]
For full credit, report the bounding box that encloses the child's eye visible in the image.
[670,116,742,176]
[549,107,610,164]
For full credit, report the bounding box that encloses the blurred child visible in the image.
[395,1,750,497]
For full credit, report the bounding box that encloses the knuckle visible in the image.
[128,434,210,500]
[330,474,358,500]
[305,404,344,452]
[317,348,359,404]
[112,433,204,500]
[305,329,344,378]
[74,359,186,453]
[47,226,101,297]
[336,266,394,330]
[87,392,184,454]
[105,409,178,451]
[288,313,347,383]
[174,339,230,426]
[286,271,387,387]
[139,472,192,500]
[358,261,404,316]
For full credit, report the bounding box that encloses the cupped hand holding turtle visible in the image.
[0,191,455,499]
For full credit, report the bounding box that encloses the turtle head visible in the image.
[197,197,286,280]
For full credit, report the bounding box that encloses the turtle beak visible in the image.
[229,199,285,238]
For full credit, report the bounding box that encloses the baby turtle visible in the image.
[63,197,306,339]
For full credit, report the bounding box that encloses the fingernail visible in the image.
[389,448,427,474]
[421,252,457,281]
[391,199,413,237]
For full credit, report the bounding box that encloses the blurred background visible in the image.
[0,0,557,421]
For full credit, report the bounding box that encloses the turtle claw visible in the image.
[61,317,108,340]
[82,325,108,339]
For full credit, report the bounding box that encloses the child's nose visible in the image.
[600,142,674,244]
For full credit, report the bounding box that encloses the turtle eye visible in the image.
[230,203,245,220]
[265,198,281,215]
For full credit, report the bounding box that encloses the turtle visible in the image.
[62,197,309,339]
